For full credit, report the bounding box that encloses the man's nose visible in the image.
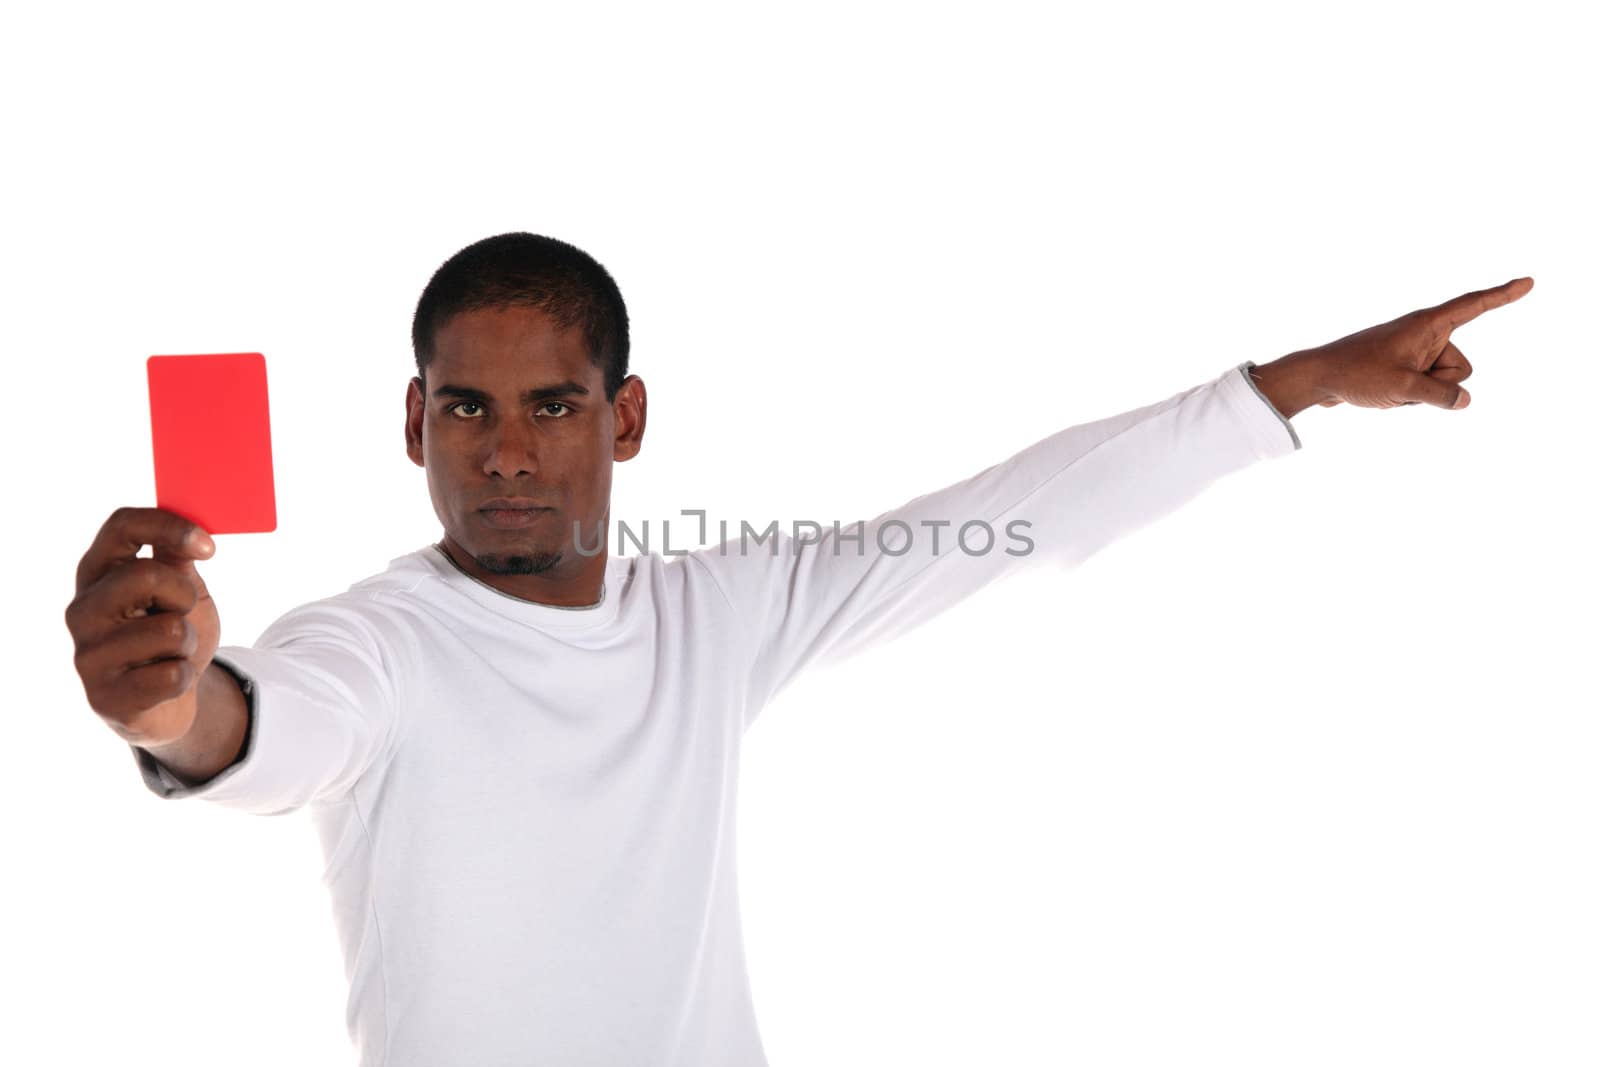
[483,421,542,478]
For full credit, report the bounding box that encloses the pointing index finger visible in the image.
[1426,276,1535,330]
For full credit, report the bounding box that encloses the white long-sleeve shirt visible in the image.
[132,360,1300,1066]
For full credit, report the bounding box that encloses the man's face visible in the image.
[405,303,645,601]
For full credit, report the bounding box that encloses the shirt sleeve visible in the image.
[129,596,399,816]
[688,361,1301,719]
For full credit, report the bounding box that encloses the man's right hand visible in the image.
[66,507,221,748]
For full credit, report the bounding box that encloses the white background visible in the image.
[5,1,1594,1064]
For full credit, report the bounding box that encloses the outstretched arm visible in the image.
[695,276,1534,724]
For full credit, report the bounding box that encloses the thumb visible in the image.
[1403,371,1471,410]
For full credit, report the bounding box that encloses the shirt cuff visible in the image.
[1223,360,1303,456]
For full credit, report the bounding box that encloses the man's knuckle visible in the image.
[162,659,189,690]
[135,561,161,593]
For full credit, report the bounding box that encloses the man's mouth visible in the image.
[479,507,553,529]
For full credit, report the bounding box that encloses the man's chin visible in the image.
[475,548,563,576]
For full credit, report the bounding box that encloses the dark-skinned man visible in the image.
[66,231,1530,1066]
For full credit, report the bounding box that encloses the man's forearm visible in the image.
[1248,352,1332,419]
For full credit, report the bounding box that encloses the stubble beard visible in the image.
[475,546,564,576]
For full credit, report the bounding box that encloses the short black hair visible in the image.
[412,232,630,402]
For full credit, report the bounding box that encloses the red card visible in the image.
[147,353,277,536]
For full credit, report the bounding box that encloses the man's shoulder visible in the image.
[663,532,801,618]
[257,547,440,645]
[345,546,438,599]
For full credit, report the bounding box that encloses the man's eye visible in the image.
[446,401,571,419]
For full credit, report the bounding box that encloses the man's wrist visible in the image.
[1247,351,1333,419]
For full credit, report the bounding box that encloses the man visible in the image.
[65,232,1531,1065]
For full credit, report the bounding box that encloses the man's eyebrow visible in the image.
[431,381,592,405]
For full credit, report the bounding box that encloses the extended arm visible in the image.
[696,276,1532,722]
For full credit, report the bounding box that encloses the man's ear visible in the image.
[405,376,425,468]
[613,375,647,462]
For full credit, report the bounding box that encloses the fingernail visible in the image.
[191,529,215,554]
